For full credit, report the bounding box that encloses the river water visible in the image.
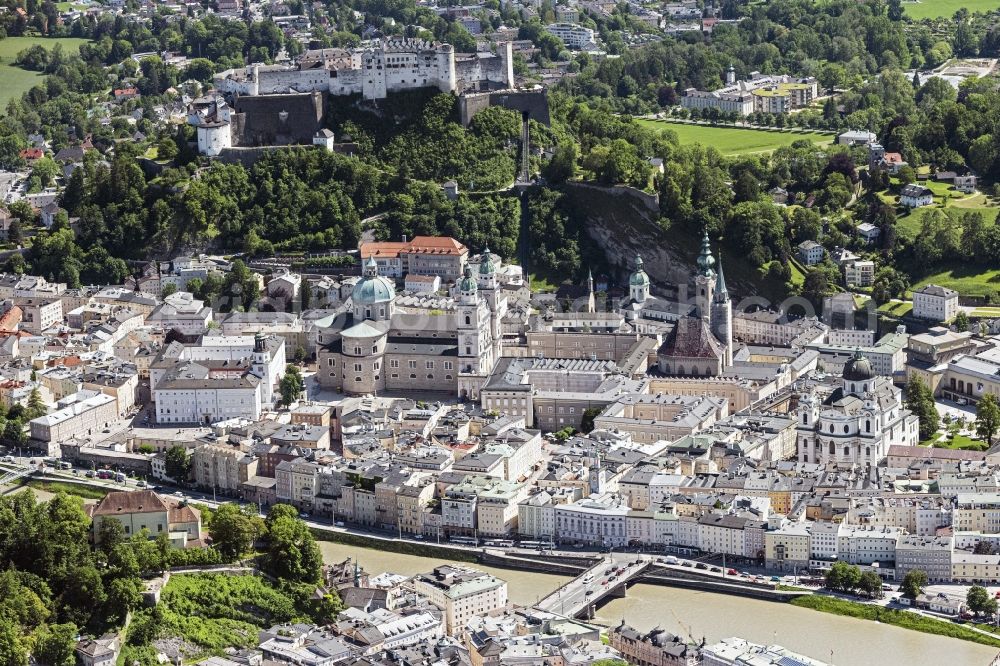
[319,541,998,666]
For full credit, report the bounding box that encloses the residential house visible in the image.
[912,284,959,323]
[797,240,824,265]
[87,489,202,547]
[900,184,934,208]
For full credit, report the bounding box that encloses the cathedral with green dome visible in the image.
[317,248,506,398]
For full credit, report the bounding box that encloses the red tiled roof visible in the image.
[92,489,169,516]
[360,236,468,258]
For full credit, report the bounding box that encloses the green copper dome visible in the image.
[352,257,395,306]
[843,348,875,382]
[479,246,496,275]
[697,230,716,277]
[629,254,649,286]
[458,265,478,293]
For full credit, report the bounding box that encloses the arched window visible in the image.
[844,425,849,434]
[863,383,868,392]
[802,413,808,425]
[828,441,835,455]
[865,446,871,458]
[865,420,871,433]
[829,424,834,433]
[843,445,849,457]
[465,315,471,326]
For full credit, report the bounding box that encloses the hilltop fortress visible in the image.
[214,38,515,101]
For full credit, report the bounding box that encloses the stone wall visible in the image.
[459,88,551,126]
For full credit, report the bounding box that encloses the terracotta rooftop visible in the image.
[360,236,468,258]
[92,489,168,516]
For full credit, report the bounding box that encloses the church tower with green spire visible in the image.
[711,251,733,366]
[694,229,717,329]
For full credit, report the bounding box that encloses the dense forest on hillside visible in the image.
[2,0,1000,301]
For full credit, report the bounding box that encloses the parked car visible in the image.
[695,562,708,570]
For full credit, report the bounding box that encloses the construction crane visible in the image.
[668,607,701,647]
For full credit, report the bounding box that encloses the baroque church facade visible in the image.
[316,254,506,398]
[795,350,920,465]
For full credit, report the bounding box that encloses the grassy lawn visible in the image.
[635,119,835,156]
[972,307,1000,317]
[17,478,110,500]
[878,301,913,317]
[904,0,1000,20]
[790,595,1000,648]
[528,272,559,292]
[928,433,990,451]
[893,202,1000,241]
[0,36,90,107]
[910,263,1000,299]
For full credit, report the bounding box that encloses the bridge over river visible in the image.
[533,553,652,619]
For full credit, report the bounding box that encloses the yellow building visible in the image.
[764,522,811,572]
[88,490,202,548]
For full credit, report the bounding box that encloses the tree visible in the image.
[976,394,1000,445]
[262,504,322,583]
[32,622,77,666]
[8,218,23,247]
[900,569,928,599]
[905,377,939,441]
[968,585,998,616]
[210,503,258,562]
[103,576,142,622]
[818,62,846,94]
[0,617,28,666]
[953,311,969,333]
[26,388,46,420]
[802,269,831,309]
[825,561,861,592]
[975,541,996,555]
[164,445,191,482]
[858,571,883,598]
[2,420,26,449]
[278,366,304,407]
[543,142,577,185]
[580,407,601,434]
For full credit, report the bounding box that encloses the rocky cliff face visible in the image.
[563,182,763,299]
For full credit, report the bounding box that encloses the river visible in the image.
[319,541,998,666]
